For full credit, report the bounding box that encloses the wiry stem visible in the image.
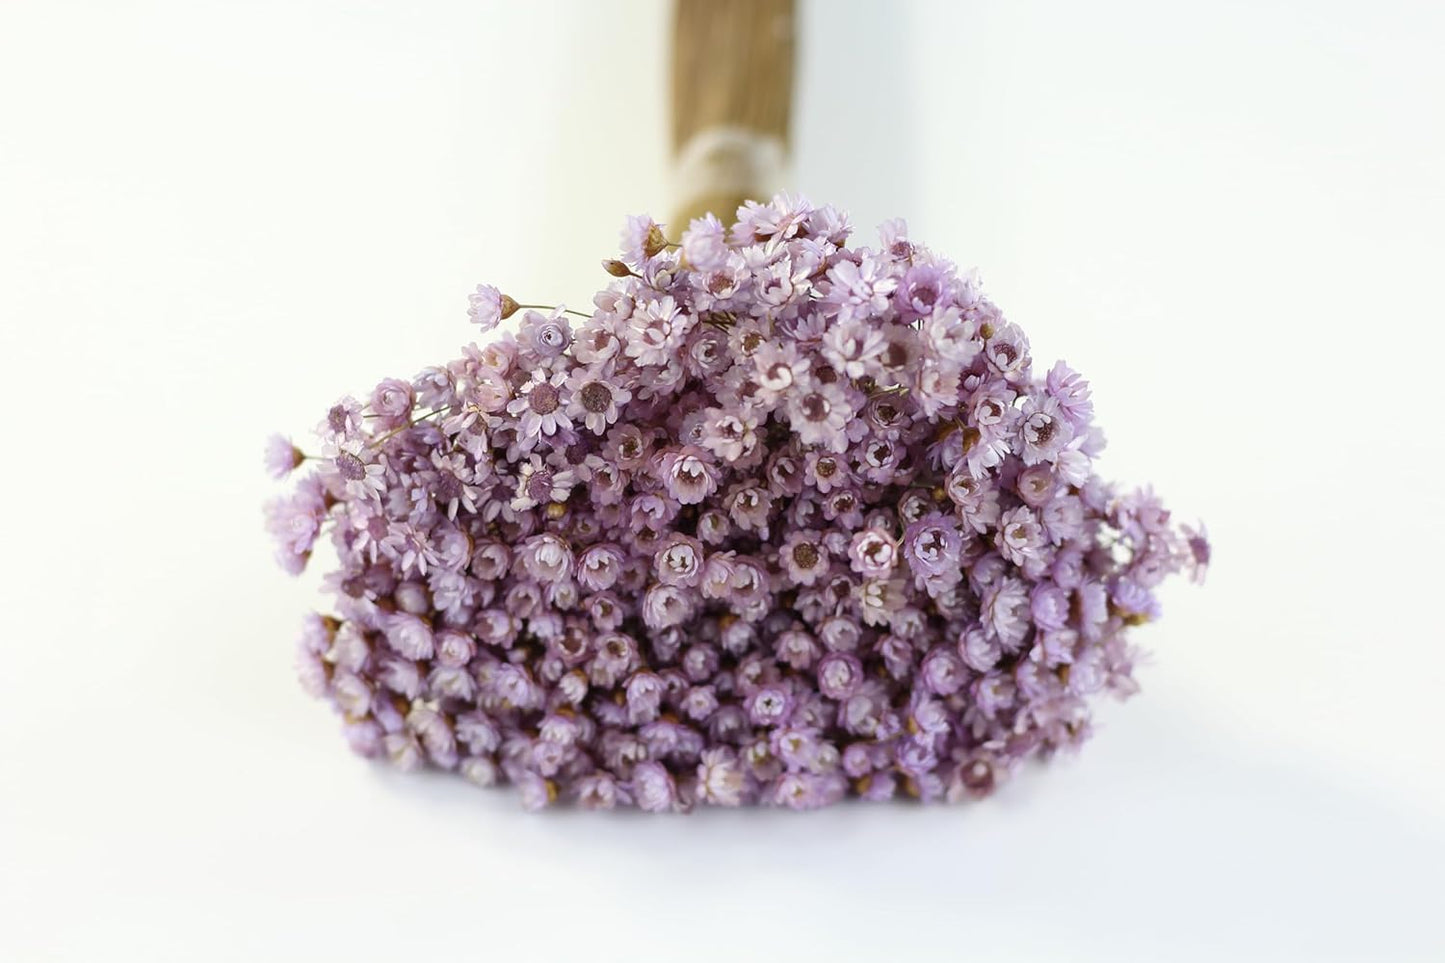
[514,303,592,320]
[369,405,455,449]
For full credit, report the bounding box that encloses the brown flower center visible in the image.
[579,381,612,414]
[529,384,560,415]
[336,452,365,481]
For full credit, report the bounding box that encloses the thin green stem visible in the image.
[369,405,454,449]
[514,303,592,320]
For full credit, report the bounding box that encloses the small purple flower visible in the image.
[786,382,853,452]
[823,254,898,320]
[369,378,415,427]
[681,213,728,271]
[507,370,573,446]
[516,771,555,811]
[331,440,387,501]
[997,506,1045,566]
[625,295,693,367]
[518,309,572,359]
[901,512,963,585]
[468,283,515,332]
[492,664,540,711]
[565,369,632,435]
[384,612,435,661]
[745,685,794,727]
[264,434,304,479]
[575,772,621,809]
[819,318,887,381]
[920,647,967,696]
[1184,523,1212,584]
[848,527,898,578]
[620,214,668,267]
[1016,464,1057,508]
[753,341,811,398]
[1046,360,1094,428]
[654,533,705,588]
[656,446,720,505]
[631,761,677,813]
[779,530,830,586]
[576,542,625,591]
[642,584,693,630]
[982,577,1030,648]
[264,486,325,573]
[510,455,578,512]
[697,747,744,806]
[461,756,500,787]
[1030,582,1070,631]
[949,756,999,801]
[816,652,863,700]
[1019,394,1073,465]
[518,533,574,583]
[626,671,666,724]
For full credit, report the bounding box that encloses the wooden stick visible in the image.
[670,0,795,229]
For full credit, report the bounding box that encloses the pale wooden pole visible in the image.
[670,0,795,229]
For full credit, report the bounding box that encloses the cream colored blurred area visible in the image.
[2,1,1442,960]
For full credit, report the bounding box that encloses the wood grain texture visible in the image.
[670,0,795,227]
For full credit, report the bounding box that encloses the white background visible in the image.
[3,1,1443,960]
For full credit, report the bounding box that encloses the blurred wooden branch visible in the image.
[670,0,795,228]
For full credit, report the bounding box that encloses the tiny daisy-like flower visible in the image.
[631,761,677,813]
[752,341,811,398]
[823,254,898,320]
[802,450,850,494]
[369,378,415,427]
[779,530,830,586]
[848,527,898,579]
[264,485,326,572]
[429,450,483,519]
[997,506,1045,566]
[468,283,516,333]
[1018,394,1073,466]
[518,532,574,584]
[920,647,967,696]
[983,321,1030,379]
[264,434,304,479]
[901,512,963,585]
[625,295,692,367]
[620,214,669,267]
[698,407,761,463]
[1046,360,1094,428]
[681,212,728,271]
[816,652,863,700]
[510,454,577,512]
[507,370,573,446]
[1183,523,1211,584]
[820,317,887,379]
[696,747,744,806]
[656,445,720,505]
[318,396,364,441]
[332,439,387,500]
[642,584,693,630]
[745,685,794,727]
[654,533,705,588]
[564,368,631,434]
[786,382,853,452]
[384,612,435,661]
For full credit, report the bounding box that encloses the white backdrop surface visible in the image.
[2,1,1443,960]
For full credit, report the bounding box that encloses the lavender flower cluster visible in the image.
[266,194,1208,811]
